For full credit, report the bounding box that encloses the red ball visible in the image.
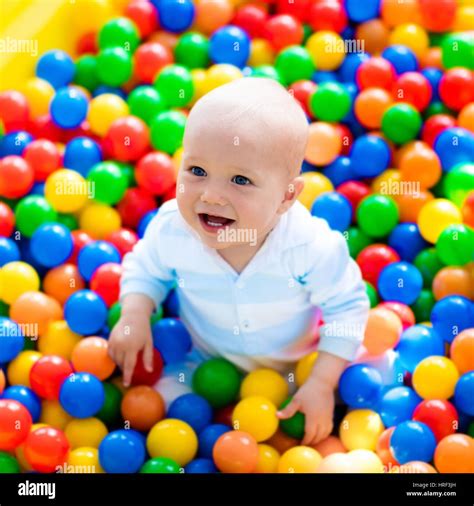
[379,301,415,330]
[232,4,268,38]
[419,0,457,32]
[263,14,304,51]
[125,0,158,38]
[214,404,235,427]
[276,0,311,22]
[308,0,348,34]
[336,180,371,216]
[0,202,15,237]
[90,262,123,307]
[27,114,62,142]
[393,72,432,111]
[356,57,396,91]
[289,80,316,117]
[135,151,176,196]
[30,355,74,400]
[162,185,176,202]
[104,116,150,162]
[67,230,94,264]
[76,32,98,55]
[0,155,34,198]
[439,68,474,111]
[23,426,70,473]
[130,349,164,387]
[421,114,457,147]
[117,187,157,229]
[356,244,400,286]
[413,400,459,442]
[134,42,173,84]
[0,90,29,132]
[0,399,32,451]
[335,123,354,156]
[23,139,62,182]
[60,121,93,144]
[106,228,139,258]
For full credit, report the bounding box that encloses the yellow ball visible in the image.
[295,352,319,387]
[66,447,104,473]
[412,356,460,400]
[306,31,346,70]
[317,452,353,473]
[79,203,121,239]
[172,146,184,176]
[240,369,289,407]
[7,351,42,387]
[64,418,108,449]
[146,419,197,466]
[16,423,48,471]
[87,93,129,137]
[232,396,279,442]
[453,6,474,31]
[21,78,55,118]
[189,69,207,107]
[418,198,462,243]
[298,172,334,209]
[389,23,429,58]
[277,446,322,473]
[255,444,280,473]
[205,64,243,93]
[44,169,89,213]
[248,39,274,67]
[39,320,82,359]
[73,0,114,33]
[0,261,40,304]
[339,409,384,451]
[371,169,401,194]
[40,400,73,430]
[347,449,384,473]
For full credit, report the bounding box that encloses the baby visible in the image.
[109,77,370,446]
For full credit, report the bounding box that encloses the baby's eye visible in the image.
[190,166,206,177]
[232,175,251,186]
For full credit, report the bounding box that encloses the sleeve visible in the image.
[296,219,370,361]
[120,210,176,310]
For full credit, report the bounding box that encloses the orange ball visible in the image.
[0,369,5,395]
[121,386,165,432]
[355,20,390,55]
[381,0,422,27]
[43,264,86,305]
[458,103,474,133]
[266,429,299,454]
[399,141,442,190]
[462,192,474,228]
[148,31,178,51]
[213,430,259,473]
[420,47,443,70]
[376,427,398,467]
[432,267,474,300]
[354,88,393,129]
[311,436,346,458]
[71,337,116,380]
[396,189,434,223]
[363,307,403,356]
[450,328,474,376]
[9,291,62,338]
[434,434,474,474]
[305,122,342,166]
[193,0,235,35]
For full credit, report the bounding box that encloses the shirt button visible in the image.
[242,320,250,329]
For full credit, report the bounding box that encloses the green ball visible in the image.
[98,17,140,53]
[154,64,194,108]
[356,195,399,238]
[107,302,121,330]
[250,65,283,83]
[74,55,99,92]
[442,32,474,70]
[87,161,128,205]
[346,227,372,258]
[365,281,379,308]
[150,110,186,154]
[127,86,166,125]
[444,163,474,207]
[175,32,209,69]
[97,47,133,87]
[309,82,351,122]
[414,248,444,288]
[57,213,78,231]
[275,46,314,85]
[96,382,123,426]
[410,289,435,323]
[302,24,312,44]
[0,451,20,473]
[382,103,422,144]
[141,457,181,474]
[279,397,305,439]
[150,306,164,326]
[468,422,474,438]
[15,195,57,238]
[424,101,453,119]
[436,224,474,266]
[23,337,36,351]
[192,358,241,409]
[115,162,136,188]
[0,300,9,316]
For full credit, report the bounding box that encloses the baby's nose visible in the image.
[200,186,227,206]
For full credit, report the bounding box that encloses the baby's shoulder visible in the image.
[145,199,190,240]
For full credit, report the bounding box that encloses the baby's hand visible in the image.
[277,377,335,446]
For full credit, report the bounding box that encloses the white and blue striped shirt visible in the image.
[120,198,370,373]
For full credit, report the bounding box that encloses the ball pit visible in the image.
[0,0,472,476]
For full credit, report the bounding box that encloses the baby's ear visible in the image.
[278,176,305,214]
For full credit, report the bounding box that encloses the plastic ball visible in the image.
[121,386,165,432]
[354,87,392,129]
[96,47,133,87]
[23,426,69,473]
[135,151,176,196]
[275,46,314,85]
[232,396,278,442]
[306,31,345,71]
[21,77,55,118]
[98,17,140,52]
[23,139,61,183]
[279,397,305,439]
[396,325,444,373]
[29,355,73,400]
[36,50,75,89]
[378,386,421,427]
[311,191,352,232]
[213,430,259,473]
[142,457,181,473]
[127,85,167,124]
[357,244,400,286]
[39,400,72,431]
[0,451,20,473]
[0,237,20,267]
[454,372,474,416]
[99,429,146,473]
[436,224,474,266]
[439,68,474,111]
[339,409,384,451]
[71,337,115,381]
[77,241,120,282]
[382,103,422,144]
[96,382,123,427]
[104,116,149,162]
[418,198,462,243]
[0,317,23,363]
[209,25,250,68]
[450,329,474,376]
[351,135,391,178]
[50,87,88,129]
[198,424,230,459]
[79,203,122,240]
[305,123,341,166]
[431,295,474,343]
[434,434,474,474]
[0,156,34,199]
[0,399,33,451]
[2,385,41,423]
[309,82,351,123]
[413,400,458,442]
[59,372,104,418]
[442,32,474,70]
[378,261,423,305]
[150,318,191,364]
[434,127,474,172]
[363,307,402,356]
[239,368,288,408]
[44,169,88,213]
[64,289,108,336]
[433,266,474,301]
[357,195,399,238]
[338,364,382,409]
[150,110,186,154]
[390,421,436,464]
[168,393,213,434]
[413,356,460,400]
[154,64,194,108]
[263,14,303,52]
[29,223,73,268]
[0,369,5,395]
[375,427,398,467]
[66,447,104,473]
[64,417,108,449]
[43,265,85,306]
[87,93,129,137]
[444,163,474,208]
[277,446,322,473]
[399,142,441,190]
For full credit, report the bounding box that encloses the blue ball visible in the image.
[30,223,73,268]
[168,393,213,434]
[322,156,354,187]
[64,289,108,335]
[99,430,146,473]
[185,458,218,473]
[0,237,20,266]
[163,289,180,317]
[77,240,121,281]
[390,421,437,464]
[431,296,474,343]
[338,364,382,409]
[0,318,24,362]
[50,87,88,129]
[346,0,380,22]
[158,0,195,33]
[30,182,45,196]
[378,261,423,305]
[198,424,230,459]
[388,223,429,262]
[377,386,421,427]
[152,318,192,364]
[338,52,370,83]
[209,26,250,68]
[36,50,75,89]
[350,135,390,177]
[0,131,34,157]
[434,127,474,172]
[92,85,127,99]
[396,325,445,373]
[381,45,418,75]
[64,137,103,177]
[137,210,158,238]
[312,71,339,84]
[2,386,42,422]
[59,372,105,418]
[311,192,352,232]
[454,372,474,416]
[421,67,443,102]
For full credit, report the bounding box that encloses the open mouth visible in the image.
[198,213,235,233]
